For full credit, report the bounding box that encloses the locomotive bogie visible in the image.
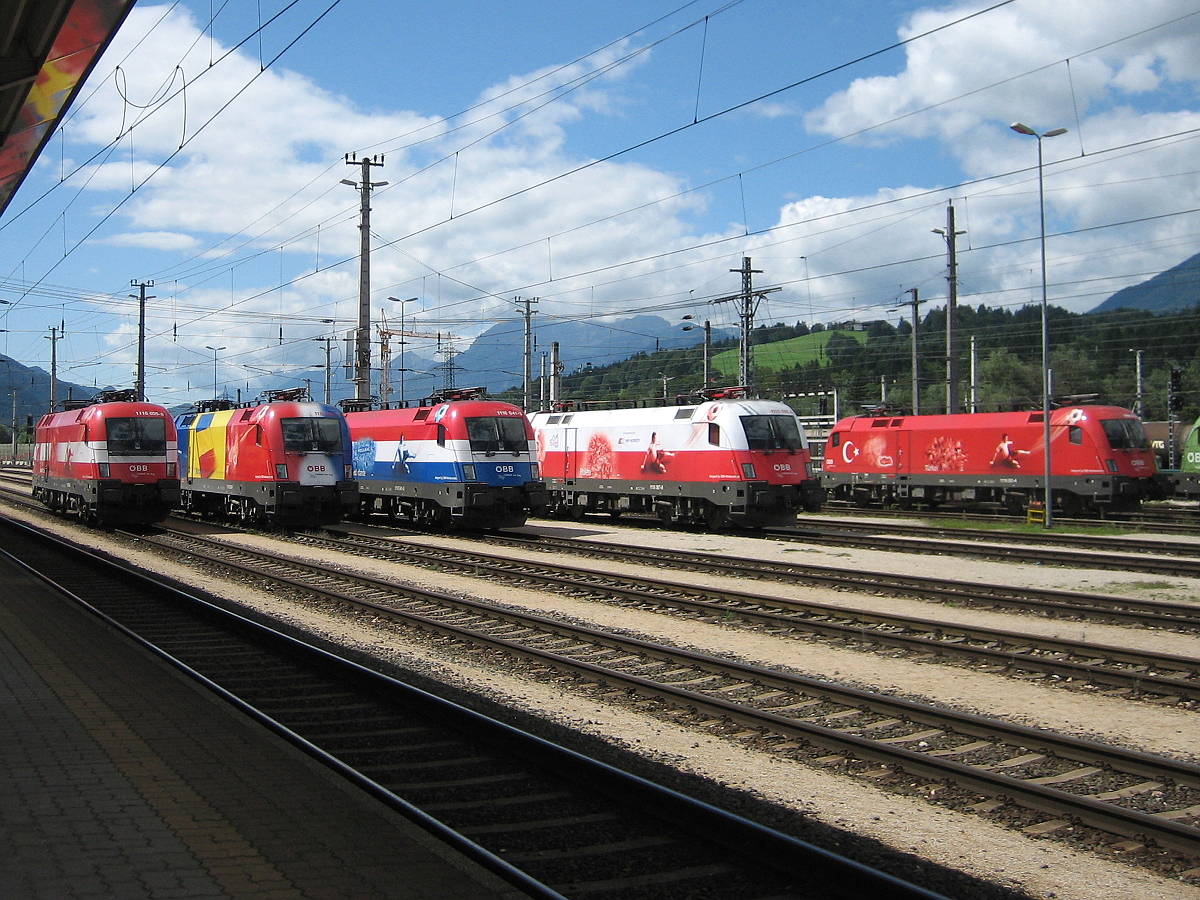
[32,395,179,525]
[175,397,357,527]
[530,393,824,529]
[346,396,546,530]
[820,406,1162,514]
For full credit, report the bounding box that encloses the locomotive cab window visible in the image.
[740,415,802,452]
[1101,418,1149,450]
[708,423,720,446]
[281,417,342,453]
[466,416,529,454]
[106,417,167,455]
[1069,425,1083,445]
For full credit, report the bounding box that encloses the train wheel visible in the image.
[703,505,728,530]
[1057,491,1084,518]
[1003,493,1026,516]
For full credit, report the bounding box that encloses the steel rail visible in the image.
[0,513,948,900]
[334,524,1200,630]
[281,530,1200,700]
[133,526,1200,857]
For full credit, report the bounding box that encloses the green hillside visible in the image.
[529,304,1200,423]
[709,330,867,379]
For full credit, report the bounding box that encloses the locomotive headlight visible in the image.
[463,464,477,481]
[275,463,289,479]
[531,463,539,480]
[166,462,176,477]
[98,463,110,478]
[741,463,757,479]
[344,464,352,480]
[805,462,814,479]
[1106,459,1118,473]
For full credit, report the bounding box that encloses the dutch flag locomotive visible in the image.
[32,389,180,525]
[345,388,547,529]
[820,405,1164,515]
[174,387,358,526]
[529,388,825,529]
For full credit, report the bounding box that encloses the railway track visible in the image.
[577,507,1200,576]
[334,521,1200,633]
[119,522,1200,863]
[0,514,947,900]
[817,500,1200,536]
[769,520,1200,576]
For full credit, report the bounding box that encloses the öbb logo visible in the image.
[306,464,327,473]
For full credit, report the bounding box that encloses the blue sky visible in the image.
[2,0,1200,405]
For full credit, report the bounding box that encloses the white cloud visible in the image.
[105,231,201,251]
[12,0,1200,402]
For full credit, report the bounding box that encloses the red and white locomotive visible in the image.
[174,388,358,526]
[820,405,1163,515]
[32,389,179,525]
[530,388,824,528]
[345,388,547,529]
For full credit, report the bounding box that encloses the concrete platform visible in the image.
[0,549,523,899]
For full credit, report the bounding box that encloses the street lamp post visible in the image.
[681,316,711,388]
[312,336,334,404]
[1011,122,1067,528]
[206,346,226,400]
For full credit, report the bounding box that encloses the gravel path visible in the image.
[8,501,1200,900]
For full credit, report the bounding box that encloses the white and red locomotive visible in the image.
[32,389,179,525]
[346,388,547,529]
[530,388,824,528]
[820,405,1163,515]
[174,388,357,526]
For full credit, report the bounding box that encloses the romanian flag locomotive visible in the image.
[345,388,547,529]
[174,388,357,526]
[32,389,179,525]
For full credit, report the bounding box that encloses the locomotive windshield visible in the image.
[281,417,343,453]
[466,416,529,454]
[1101,417,1150,450]
[739,415,803,452]
[106,417,167,455]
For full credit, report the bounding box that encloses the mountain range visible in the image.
[3,249,1197,422]
[1091,250,1200,315]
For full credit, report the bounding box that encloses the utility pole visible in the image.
[10,383,17,460]
[902,288,924,415]
[44,326,61,412]
[130,279,154,400]
[933,202,965,414]
[342,153,387,401]
[733,257,762,394]
[970,335,978,413]
[549,341,562,405]
[516,296,538,410]
[1132,349,1144,418]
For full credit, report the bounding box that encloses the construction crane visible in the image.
[377,312,460,406]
